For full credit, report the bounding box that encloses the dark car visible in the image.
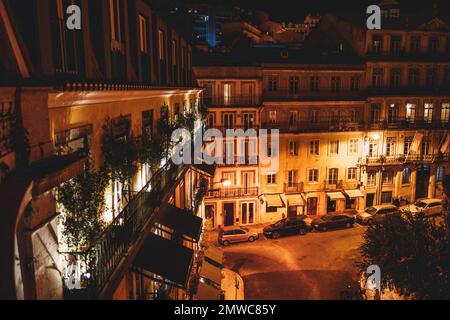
[312,214,355,231]
[263,217,309,239]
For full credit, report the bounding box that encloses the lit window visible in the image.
[382,171,393,184]
[138,15,148,53]
[367,172,376,186]
[269,111,277,124]
[386,137,396,156]
[424,103,434,123]
[158,29,166,60]
[406,103,416,123]
[328,168,339,185]
[289,141,298,156]
[441,103,450,123]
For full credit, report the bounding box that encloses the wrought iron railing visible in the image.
[206,187,259,199]
[359,153,450,165]
[62,161,186,298]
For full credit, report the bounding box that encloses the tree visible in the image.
[359,212,450,299]
[57,161,109,251]
[138,132,166,172]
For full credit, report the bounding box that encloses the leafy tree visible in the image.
[138,132,166,172]
[57,161,109,251]
[359,211,450,299]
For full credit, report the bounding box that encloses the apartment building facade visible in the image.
[0,0,213,301]
[194,12,450,227]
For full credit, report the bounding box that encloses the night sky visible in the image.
[159,0,450,22]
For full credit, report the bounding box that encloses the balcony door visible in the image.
[243,113,255,130]
[224,203,235,226]
[223,83,235,106]
[242,171,255,194]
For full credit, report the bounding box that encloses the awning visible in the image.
[344,189,364,198]
[134,233,194,287]
[157,204,203,241]
[286,194,305,207]
[205,246,224,268]
[265,194,284,208]
[195,282,223,301]
[327,192,346,200]
[200,261,223,286]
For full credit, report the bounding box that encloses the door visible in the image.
[366,193,375,207]
[223,83,235,105]
[224,203,235,226]
[233,229,247,242]
[288,206,298,218]
[205,204,215,228]
[416,165,430,199]
[241,202,255,225]
[327,198,337,213]
[307,197,318,215]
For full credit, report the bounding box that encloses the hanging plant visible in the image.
[57,160,109,252]
[101,117,138,184]
[138,132,166,172]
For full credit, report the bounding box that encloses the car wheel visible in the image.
[320,226,327,232]
[248,236,255,242]
[222,240,230,246]
[272,232,281,239]
[299,228,307,236]
[346,223,353,228]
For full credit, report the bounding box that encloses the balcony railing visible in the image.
[216,156,259,167]
[369,118,449,130]
[323,180,344,191]
[62,161,187,299]
[203,95,261,107]
[262,119,364,133]
[205,187,259,199]
[360,153,450,166]
[284,182,304,194]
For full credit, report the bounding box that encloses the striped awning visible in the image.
[327,192,346,200]
[344,189,364,198]
[265,194,284,208]
[286,194,305,207]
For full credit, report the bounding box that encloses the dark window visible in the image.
[268,76,278,92]
[372,68,384,88]
[429,37,439,54]
[142,110,154,139]
[390,68,401,89]
[370,104,381,124]
[331,76,341,93]
[408,68,419,87]
[426,68,437,88]
[310,76,319,91]
[410,36,421,54]
[289,76,300,94]
[390,36,402,55]
[350,76,360,91]
[372,35,383,54]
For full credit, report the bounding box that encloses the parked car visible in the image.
[263,217,309,239]
[356,204,399,224]
[218,226,259,246]
[400,198,443,217]
[312,213,355,231]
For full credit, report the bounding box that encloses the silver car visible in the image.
[401,198,443,217]
[218,226,259,246]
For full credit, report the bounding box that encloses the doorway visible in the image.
[224,203,235,226]
[307,197,318,215]
[288,206,298,218]
[366,193,375,207]
[327,198,337,213]
[205,204,215,228]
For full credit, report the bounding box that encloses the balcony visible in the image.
[216,156,259,167]
[210,125,260,134]
[62,161,189,299]
[203,95,261,107]
[284,182,304,194]
[262,118,364,133]
[368,118,449,130]
[205,187,259,199]
[263,90,367,102]
[323,180,344,191]
[359,153,450,166]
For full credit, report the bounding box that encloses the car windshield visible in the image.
[240,227,249,232]
[414,201,427,208]
[365,207,377,215]
[273,219,286,227]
